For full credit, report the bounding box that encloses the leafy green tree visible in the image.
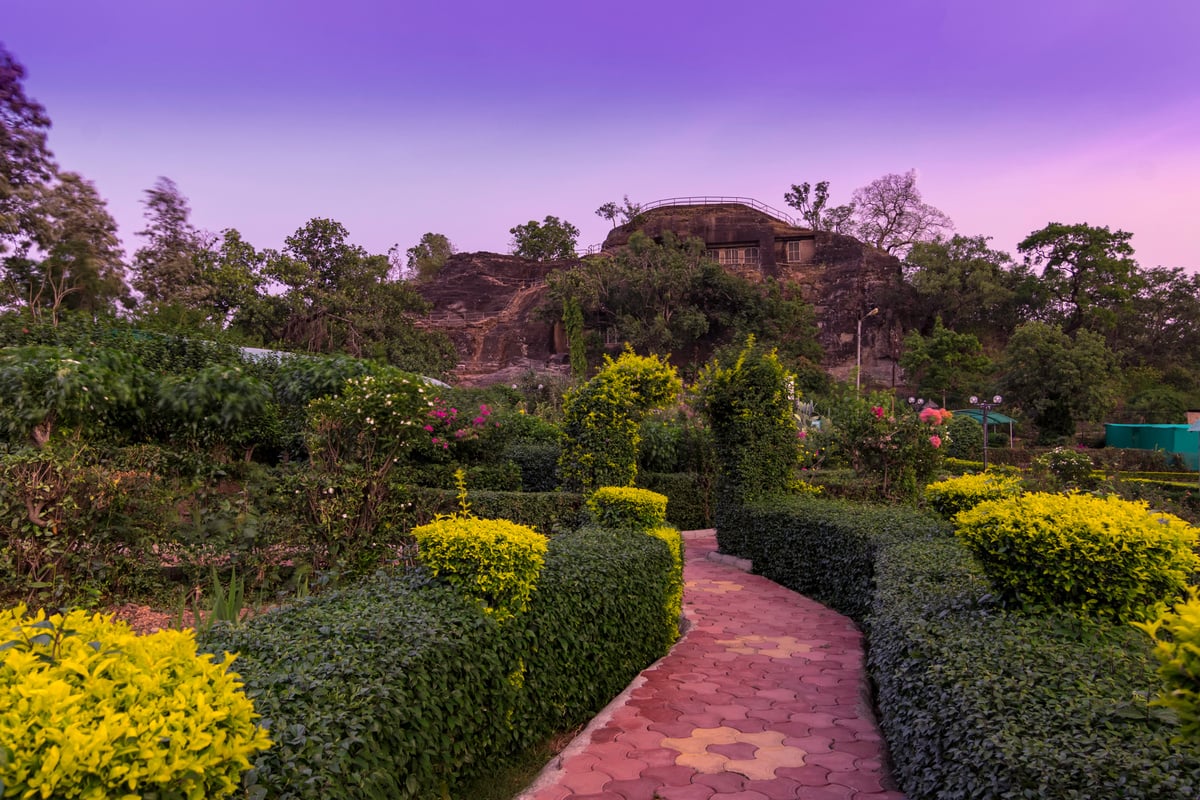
[998,322,1118,441]
[783,180,830,230]
[1018,222,1141,336]
[2,172,132,323]
[404,232,455,281]
[899,317,991,407]
[595,196,641,228]
[131,177,210,306]
[1120,266,1200,373]
[0,44,54,258]
[509,215,579,261]
[850,170,953,255]
[562,296,587,378]
[238,218,454,375]
[904,234,1037,343]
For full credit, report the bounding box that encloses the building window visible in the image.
[786,240,802,263]
[706,247,759,266]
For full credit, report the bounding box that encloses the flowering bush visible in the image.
[1032,446,1096,489]
[0,605,270,798]
[954,493,1200,621]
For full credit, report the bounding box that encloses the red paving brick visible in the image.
[515,530,905,800]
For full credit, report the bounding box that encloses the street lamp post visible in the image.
[856,307,879,394]
[969,394,1004,471]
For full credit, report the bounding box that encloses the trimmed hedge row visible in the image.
[200,527,678,800]
[406,487,586,534]
[717,496,1200,799]
[635,471,713,531]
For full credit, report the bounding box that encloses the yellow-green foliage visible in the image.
[1134,591,1200,742]
[924,472,1023,518]
[649,526,685,643]
[587,486,668,532]
[954,493,1200,622]
[412,517,549,618]
[0,605,270,800]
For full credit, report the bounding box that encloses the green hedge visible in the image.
[635,471,713,530]
[200,527,678,799]
[405,487,585,535]
[717,496,1200,799]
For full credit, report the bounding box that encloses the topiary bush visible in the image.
[1136,592,1200,742]
[586,486,668,532]
[1032,445,1097,489]
[943,414,983,460]
[954,492,1200,622]
[0,605,270,799]
[924,471,1024,518]
[648,526,684,643]
[636,471,713,531]
[412,516,549,618]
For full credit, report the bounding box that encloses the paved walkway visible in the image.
[518,530,904,800]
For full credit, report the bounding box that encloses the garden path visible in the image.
[517,529,905,800]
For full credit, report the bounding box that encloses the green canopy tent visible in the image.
[951,408,1016,448]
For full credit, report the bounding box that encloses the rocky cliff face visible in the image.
[415,207,907,387]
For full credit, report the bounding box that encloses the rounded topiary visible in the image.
[953,493,1200,621]
[412,517,548,618]
[924,472,1023,518]
[587,486,668,532]
[0,605,271,799]
[944,414,983,461]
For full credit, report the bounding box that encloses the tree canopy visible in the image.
[509,215,579,261]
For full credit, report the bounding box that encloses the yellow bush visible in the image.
[1134,591,1200,742]
[924,472,1023,518]
[413,517,548,618]
[586,486,668,532]
[649,526,684,643]
[0,605,270,800]
[954,493,1200,622]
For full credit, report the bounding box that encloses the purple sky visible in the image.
[6,0,1199,270]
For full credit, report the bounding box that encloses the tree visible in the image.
[131,177,210,305]
[850,170,952,255]
[1121,266,1200,373]
[783,181,830,230]
[0,44,55,257]
[899,317,991,407]
[242,218,455,375]
[1017,222,1141,336]
[999,321,1117,441]
[1,172,132,323]
[594,195,642,228]
[509,215,579,261]
[904,234,1036,342]
[404,232,455,281]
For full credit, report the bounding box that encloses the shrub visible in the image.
[648,526,684,643]
[503,441,561,492]
[1136,592,1200,742]
[586,486,668,532]
[0,605,270,799]
[944,414,983,460]
[200,528,680,800]
[636,471,713,531]
[1032,445,1097,489]
[924,472,1023,518]
[695,337,798,507]
[954,493,1200,622]
[412,516,548,618]
[718,496,1200,799]
[559,350,681,493]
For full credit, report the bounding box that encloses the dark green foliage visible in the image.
[636,472,713,531]
[404,487,585,535]
[199,528,678,800]
[502,442,560,492]
[718,496,1200,799]
[943,414,983,460]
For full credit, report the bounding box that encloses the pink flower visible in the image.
[929,435,942,448]
[872,406,885,419]
[798,430,808,440]
[423,424,434,432]
[919,408,938,424]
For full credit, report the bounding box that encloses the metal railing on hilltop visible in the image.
[637,196,800,227]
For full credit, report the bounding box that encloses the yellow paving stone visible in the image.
[660,727,809,780]
[686,579,744,594]
[715,634,813,658]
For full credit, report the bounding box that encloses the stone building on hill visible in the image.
[415,197,906,386]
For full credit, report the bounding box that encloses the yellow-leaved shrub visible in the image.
[0,605,270,800]
[412,517,548,618]
[649,526,685,643]
[586,486,668,532]
[953,493,1200,621]
[1134,591,1200,742]
[924,472,1023,518]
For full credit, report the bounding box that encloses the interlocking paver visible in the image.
[515,530,905,799]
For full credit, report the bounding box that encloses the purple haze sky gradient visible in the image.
[5,0,1199,270]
